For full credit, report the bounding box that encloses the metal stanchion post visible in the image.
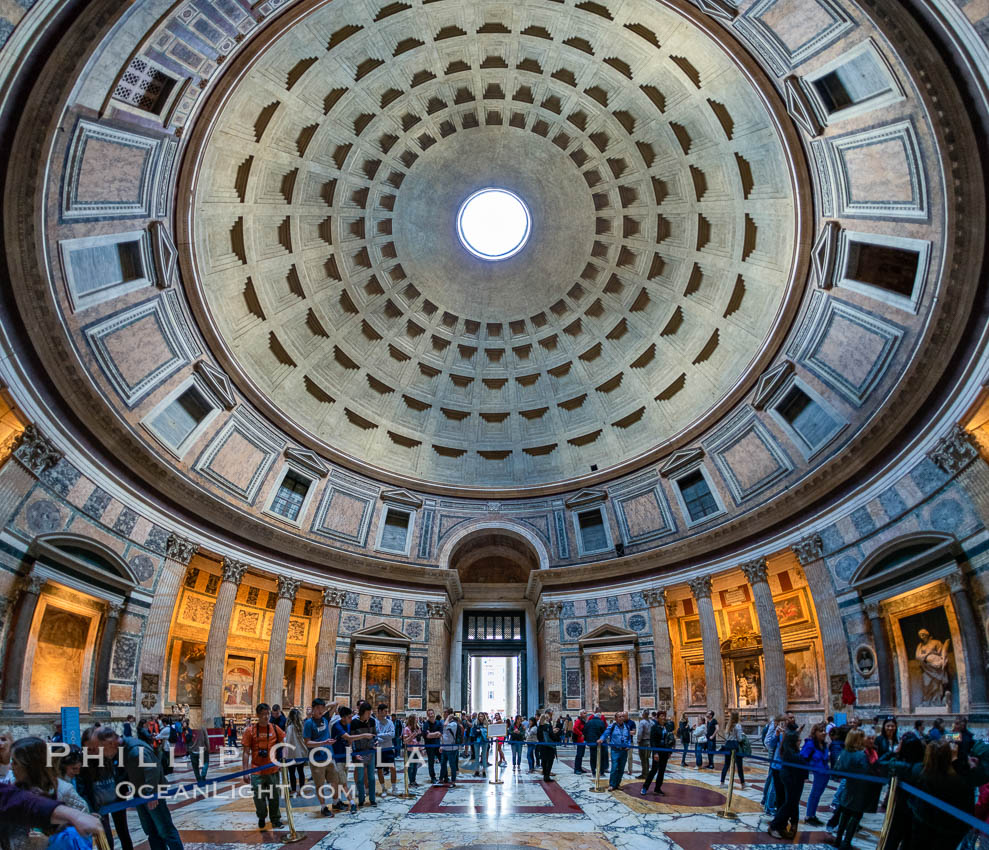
[402,743,410,798]
[876,776,899,850]
[590,743,606,792]
[489,739,504,785]
[279,763,306,842]
[717,750,738,820]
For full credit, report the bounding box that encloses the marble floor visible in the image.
[123,748,884,850]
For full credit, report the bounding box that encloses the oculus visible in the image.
[456,187,531,260]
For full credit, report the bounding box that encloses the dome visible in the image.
[184,0,804,489]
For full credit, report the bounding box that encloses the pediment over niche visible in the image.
[285,445,328,478]
[659,447,704,478]
[350,621,412,650]
[194,361,237,410]
[578,622,639,649]
[380,488,423,509]
[564,488,608,509]
[752,360,795,410]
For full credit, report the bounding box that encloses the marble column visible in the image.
[945,572,989,708]
[538,601,564,711]
[794,533,852,711]
[351,648,364,704]
[865,601,896,708]
[626,648,639,711]
[929,426,989,526]
[314,588,345,700]
[506,656,516,717]
[643,588,674,710]
[201,558,247,724]
[425,602,448,709]
[92,602,124,707]
[584,654,594,710]
[2,572,45,707]
[139,534,197,714]
[396,651,408,711]
[471,655,482,712]
[265,576,300,705]
[689,576,724,716]
[740,558,787,717]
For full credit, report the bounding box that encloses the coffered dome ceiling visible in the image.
[185,0,803,488]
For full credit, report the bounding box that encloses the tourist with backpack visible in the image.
[241,703,286,830]
[438,709,460,787]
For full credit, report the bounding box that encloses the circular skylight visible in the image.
[457,188,531,261]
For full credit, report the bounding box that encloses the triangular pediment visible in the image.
[752,360,795,410]
[693,0,738,22]
[783,76,824,138]
[150,220,177,289]
[812,220,840,289]
[285,446,328,478]
[350,622,413,646]
[564,488,608,509]
[578,623,639,650]
[660,447,704,478]
[380,488,423,509]
[194,361,237,410]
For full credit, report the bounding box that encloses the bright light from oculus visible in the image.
[457,188,531,261]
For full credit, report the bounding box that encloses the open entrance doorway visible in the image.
[461,610,527,717]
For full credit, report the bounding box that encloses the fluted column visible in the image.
[945,572,989,708]
[626,648,639,711]
[265,576,300,705]
[929,426,989,526]
[538,601,564,712]
[689,576,724,716]
[314,588,345,700]
[351,648,364,704]
[740,558,787,716]
[794,533,851,711]
[396,651,408,711]
[92,602,124,707]
[643,588,674,711]
[139,534,197,714]
[506,656,516,716]
[201,558,247,724]
[2,572,45,707]
[425,602,448,709]
[865,601,896,708]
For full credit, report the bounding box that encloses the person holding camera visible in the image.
[241,703,286,831]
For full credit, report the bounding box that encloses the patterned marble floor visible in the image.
[121,748,883,850]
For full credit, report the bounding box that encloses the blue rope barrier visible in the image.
[901,781,989,836]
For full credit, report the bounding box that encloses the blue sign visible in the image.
[834,712,847,728]
[61,707,81,745]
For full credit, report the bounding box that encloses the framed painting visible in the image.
[175,640,206,705]
[222,656,256,713]
[774,591,810,628]
[725,605,755,636]
[680,616,702,643]
[686,661,707,706]
[784,648,820,702]
[365,663,393,708]
[597,662,625,713]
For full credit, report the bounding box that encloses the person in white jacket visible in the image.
[284,709,307,793]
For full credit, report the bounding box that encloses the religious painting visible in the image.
[365,663,392,708]
[686,661,707,706]
[282,659,299,708]
[732,658,762,707]
[725,606,755,636]
[774,592,809,628]
[222,656,256,712]
[597,663,625,713]
[175,641,206,705]
[898,606,958,711]
[680,617,702,643]
[29,605,91,712]
[784,648,820,702]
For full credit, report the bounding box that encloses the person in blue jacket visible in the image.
[800,722,830,826]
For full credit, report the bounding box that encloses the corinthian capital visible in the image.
[539,601,564,620]
[165,534,198,565]
[792,534,824,565]
[928,425,979,476]
[425,601,447,619]
[20,572,46,595]
[687,576,712,601]
[221,558,248,585]
[739,557,769,586]
[642,588,667,607]
[322,587,347,607]
[944,571,967,594]
[277,575,301,601]
[13,424,63,476]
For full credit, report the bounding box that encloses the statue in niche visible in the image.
[914,628,952,707]
[735,661,760,707]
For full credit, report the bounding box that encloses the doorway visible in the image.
[461,610,527,716]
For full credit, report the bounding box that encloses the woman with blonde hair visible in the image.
[0,729,14,784]
[720,710,747,788]
[284,708,307,793]
[403,714,423,788]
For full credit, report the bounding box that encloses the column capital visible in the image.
[20,572,46,596]
[793,533,825,565]
[105,601,125,620]
[688,576,712,601]
[322,587,347,608]
[425,601,448,619]
[864,600,883,620]
[945,571,967,594]
[739,557,769,586]
[13,423,63,476]
[220,558,249,585]
[165,534,198,565]
[277,575,301,601]
[642,587,667,607]
[928,425,980,476]
[538,601,564,620]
